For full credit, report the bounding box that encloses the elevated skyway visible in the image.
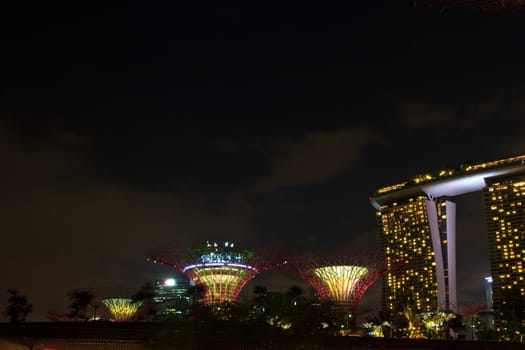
[370,156,525,209]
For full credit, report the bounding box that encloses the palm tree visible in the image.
[3,289,33,322]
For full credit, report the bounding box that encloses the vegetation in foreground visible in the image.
[3,285,524,343]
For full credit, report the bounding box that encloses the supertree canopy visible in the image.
[148,241,266,305]
[313,265,369,305]
[413,0,525,12]
[279,253,397,320]
[101,298,142,321]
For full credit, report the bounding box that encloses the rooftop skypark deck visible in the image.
[370,155,525,208]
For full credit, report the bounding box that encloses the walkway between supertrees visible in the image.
[278,251,404,332]
[148,241,271,308]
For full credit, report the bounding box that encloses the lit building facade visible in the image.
[154,276,193,317]
[483,176,525,313]
[484,276,493,311]
[376,196,456,313]
[371,155,525,316]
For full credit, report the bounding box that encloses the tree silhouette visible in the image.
[186,283,207,305]
[249,285,271,323]
[253,285,268,297]
[3,289,33,322]
[286,285,304,305]
[132,282,158,319]
[67,289,95,322]
[184,283,216,321]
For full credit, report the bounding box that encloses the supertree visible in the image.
[412,0,525,12]
[148,241,268,306]
[279,252,399,329]
[101,298,142,321]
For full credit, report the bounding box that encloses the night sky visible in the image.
[1,2,525,321]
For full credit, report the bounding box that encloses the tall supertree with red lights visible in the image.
[413,0,525,12]
[279,252,399,329]
[148,241,268,306]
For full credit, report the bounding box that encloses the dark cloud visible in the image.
[498,91,525,155]
[0,121,385,321]
[465,90,525,125]
[400,102,457,128]
[0,122,256,320]
[0,123,91,192]
[401,89,525,132]
[253,128,384,192]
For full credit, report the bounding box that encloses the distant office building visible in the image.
[484,276,493,311]
[154,276,193,317]
[371,156,525,316]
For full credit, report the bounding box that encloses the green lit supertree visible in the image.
[101,298,142,321]
[149,241,268,306]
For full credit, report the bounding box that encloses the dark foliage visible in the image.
[3,289,33,322]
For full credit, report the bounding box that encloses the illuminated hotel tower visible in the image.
[484,175,525,313]
[374,196,456,313]
[370,156,525,315]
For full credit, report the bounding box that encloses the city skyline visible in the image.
[2,2,525,321]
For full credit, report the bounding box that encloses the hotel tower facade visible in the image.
[370,156,525,318]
